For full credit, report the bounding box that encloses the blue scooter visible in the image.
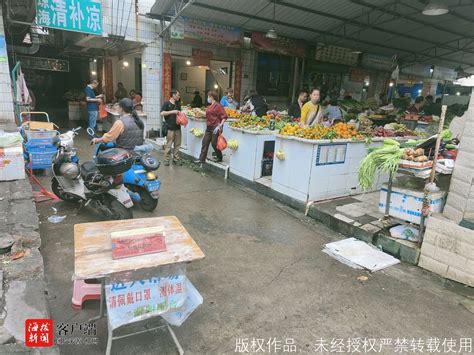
[88,128,161,212]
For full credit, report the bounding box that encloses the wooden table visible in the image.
[74,216,205,355]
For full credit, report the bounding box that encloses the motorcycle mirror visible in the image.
[87,127,96,137]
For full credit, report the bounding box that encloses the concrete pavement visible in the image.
[35,132,473,354]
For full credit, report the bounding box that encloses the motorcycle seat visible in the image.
[80,161,99,180]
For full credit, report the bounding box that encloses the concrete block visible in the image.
[448,179,472,201]
[434,248,468,271]
[361,223,380,234]
[445,192,468,213]
[436,234,457,252]
[466,260,474,275]
[4,280,50,343]
[450,166,472,184]
[399,243,421,264]
[334,213,354,224]
[443,205,464,224]
[454,241,474,260]
[429,214,474,244]
[455,150,474,170]
[422,229,438,245]
[375,234,400,257]
[446,266,474,287]
[420,241,437,259]
[419,255,449,277]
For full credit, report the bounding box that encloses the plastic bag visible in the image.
[161,279,203,327]
[176,112,188,127]
[217,132,227,151]
[389,225,420,242]
[99,102,107,120]
[0,131,22,148]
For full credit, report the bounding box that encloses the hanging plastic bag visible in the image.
[99,101,107,120]
[217,131,227,151]
[176,112,188,127]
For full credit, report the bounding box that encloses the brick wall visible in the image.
[0,5,15,124]
[443,87,474,222]
[419,214,474,286]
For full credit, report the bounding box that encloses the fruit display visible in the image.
[224,107,240,118]
[190,128,204,137]
[279,122,364,140]
[276,150,285,161]
[228,139,239,150]
[182,106,206,118]
[230,114,270,129]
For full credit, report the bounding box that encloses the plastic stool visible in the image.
[72,279,101,310]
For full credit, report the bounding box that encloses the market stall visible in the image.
[227,127,276,181]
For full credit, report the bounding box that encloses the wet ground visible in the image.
[36,132,473,354]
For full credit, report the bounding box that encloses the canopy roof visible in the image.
[151,0,474,74]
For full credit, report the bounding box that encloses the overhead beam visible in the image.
[191,1,474,68]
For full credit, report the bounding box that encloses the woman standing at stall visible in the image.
[196,91,227,164]
[301,88,323,127]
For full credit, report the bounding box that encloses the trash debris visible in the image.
[48,215,67,223]
[390,225,420,242]
[51,207,58,213]
[357,275,369,282]
[0,197,4,201]
[323,238,400,272]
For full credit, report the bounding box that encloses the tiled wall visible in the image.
[240,50,257,102]
[0,5,15,123]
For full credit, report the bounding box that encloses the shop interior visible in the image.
[171,56,232,105]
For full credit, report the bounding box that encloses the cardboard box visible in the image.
[22,121,57,131]
[379,184,446,225]
[0,145,25,181]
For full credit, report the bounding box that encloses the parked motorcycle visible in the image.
[89,129,161,212]
[51,127,134,220]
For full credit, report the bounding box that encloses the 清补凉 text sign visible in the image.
[36,0,102,36]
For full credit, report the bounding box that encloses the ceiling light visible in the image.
[123,61,129,67]
[214,84,219,89]
[91,71,97,75]
[266,1,278,39]
[456,92,461,96]
[142,63,147,68]
[422,1,449,16]
[93,58,97,63]
[186,60,191,65]
[389,82,394,87]
[22,33,32,44]
[418,89,422,94]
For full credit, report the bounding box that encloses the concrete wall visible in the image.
[0,5,15,124]
[443,87,474,223]
[419,214,474,287]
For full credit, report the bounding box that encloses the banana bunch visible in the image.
[228,139,239,150]
[190,128,204,137]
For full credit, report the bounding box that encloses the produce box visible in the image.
[379,184,446,225]
[0,144,25,181]
[398,159,433,169]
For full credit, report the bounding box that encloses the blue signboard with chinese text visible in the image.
[36,0,102,36]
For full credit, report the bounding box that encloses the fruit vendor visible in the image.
[322,99,344,126]
[301,88,323,126]
[220,88,239,110]
[407,96,425,114]
[288,90,308,119]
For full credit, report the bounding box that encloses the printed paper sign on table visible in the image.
[105,274,187,329]
[36,0,102,36]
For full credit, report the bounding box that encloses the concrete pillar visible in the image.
[443,87,474,223]
[0,5,15,124]
[141,38,163,133]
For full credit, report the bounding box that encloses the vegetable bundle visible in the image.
[358,139,404,190]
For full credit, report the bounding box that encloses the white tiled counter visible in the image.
[271,137,404,203]
[227,127,276,181]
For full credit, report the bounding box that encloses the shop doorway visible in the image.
[171,57,232,105]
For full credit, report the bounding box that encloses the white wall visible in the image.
[0,5,15,124]
[111,54,142,99]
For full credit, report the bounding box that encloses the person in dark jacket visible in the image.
[91,98,144,151]
[288,90,308,119]
[160,90,182,166]
[241,90,268,116]
[191,91,203,108]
